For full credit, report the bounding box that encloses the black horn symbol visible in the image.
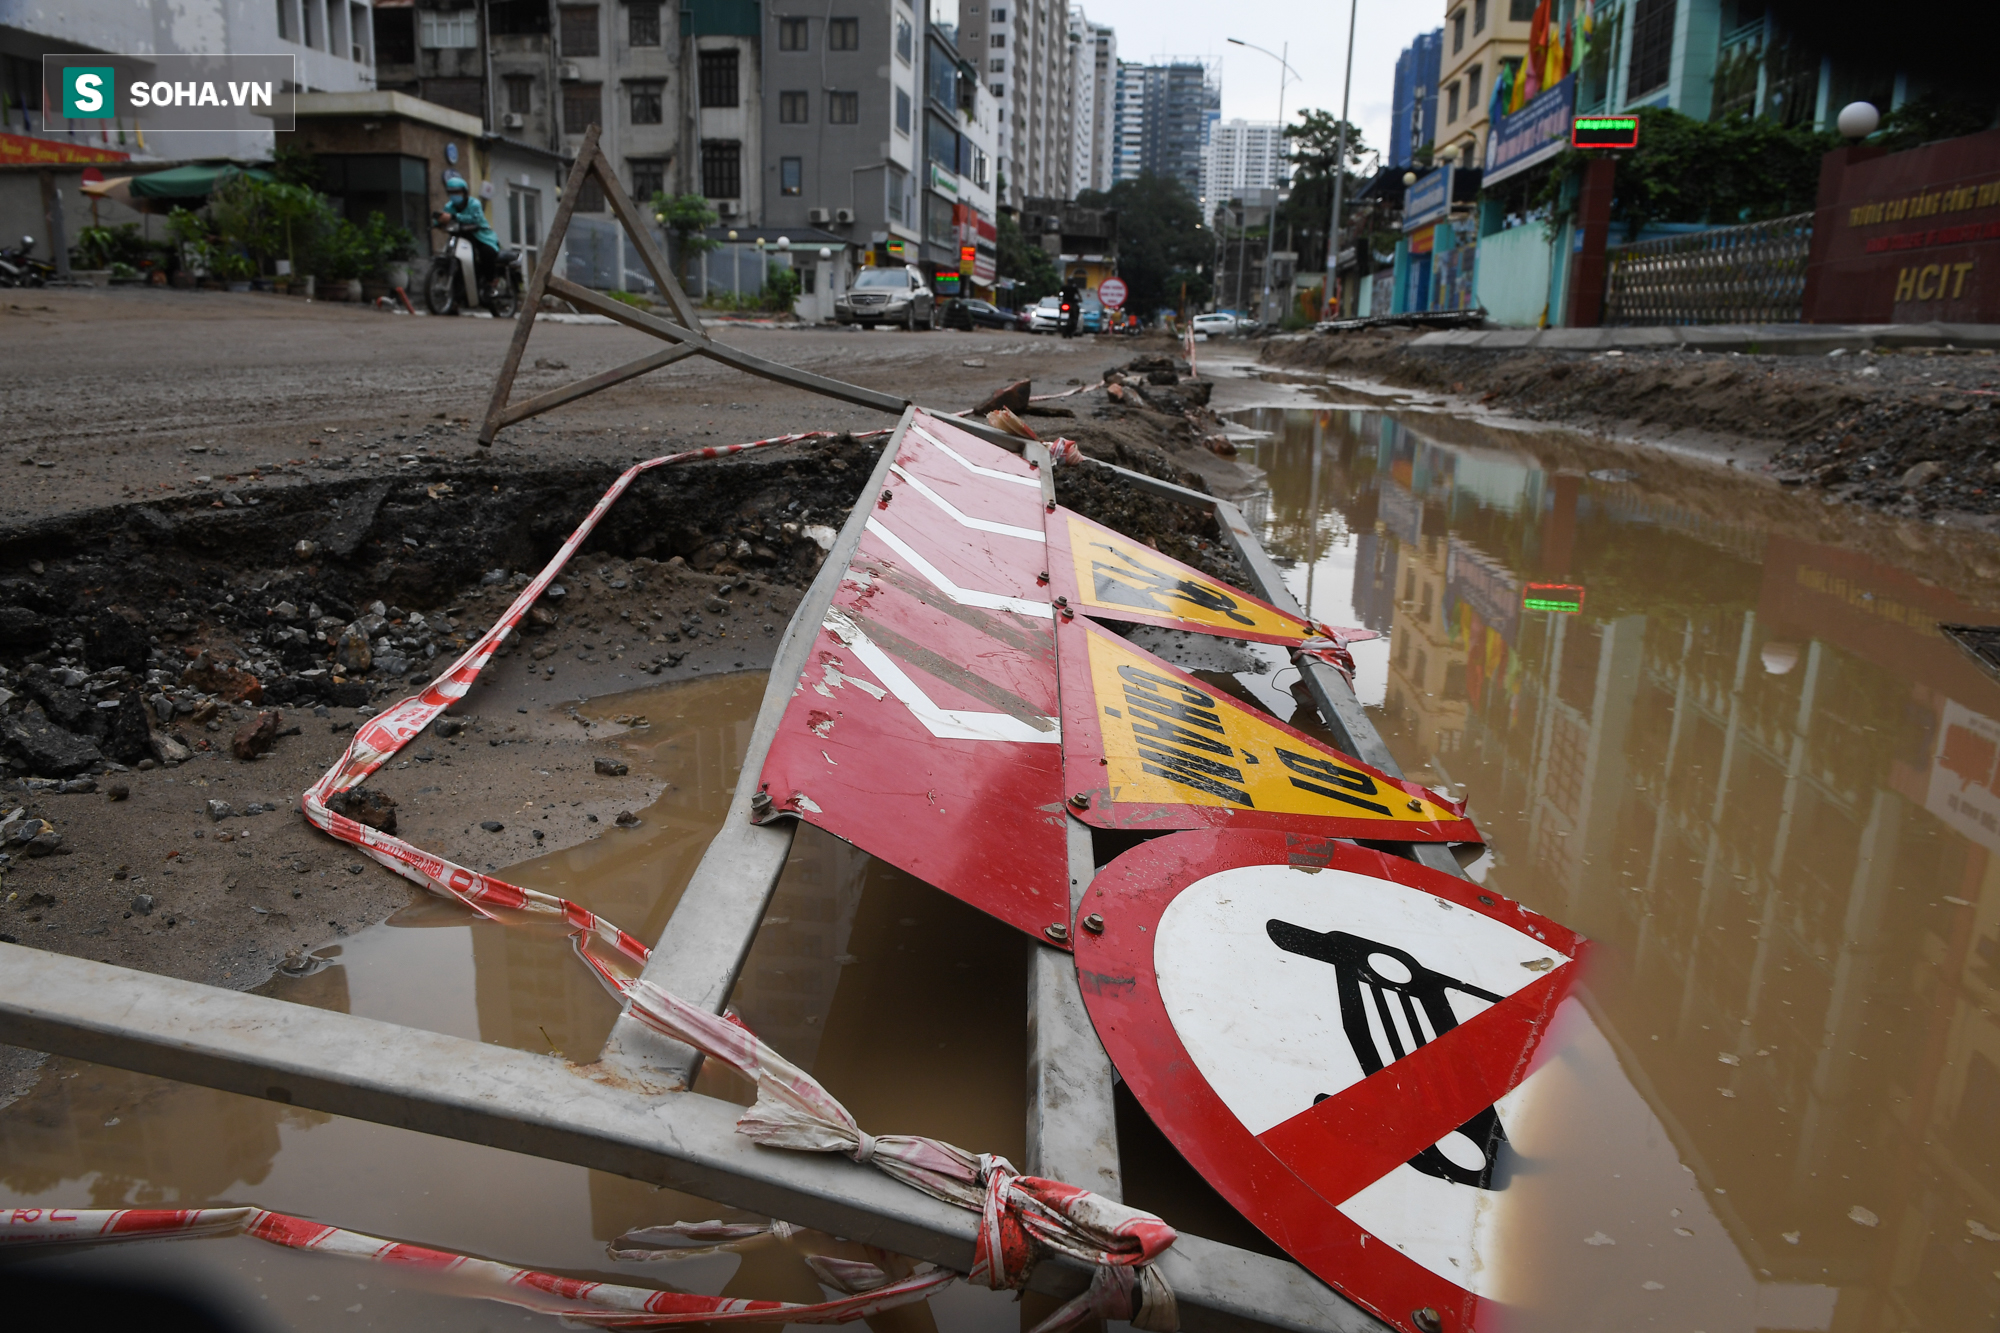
[1268,920,1511,1190]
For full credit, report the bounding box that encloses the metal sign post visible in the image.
[478,124,909,446]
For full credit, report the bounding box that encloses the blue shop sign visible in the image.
[1403,167,1452,232]
[1484,75,1576,186]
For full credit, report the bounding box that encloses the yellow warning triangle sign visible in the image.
[1047,507,1317,645]
[1058,618,1479,843]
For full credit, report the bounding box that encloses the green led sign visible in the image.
[1524,583,1586,614]
[1572,115,1640,149]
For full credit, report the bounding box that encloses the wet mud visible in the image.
[1260,327,2000,525]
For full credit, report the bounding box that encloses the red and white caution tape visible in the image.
[281,425,1175,1331]
[584,962,1179,1330]
[299,431,885,976]
[0,1207,951,1327]
[1293,624,1382,687]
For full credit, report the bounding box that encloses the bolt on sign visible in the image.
[1073,829,1586,1333]
[1058,619,1477,843]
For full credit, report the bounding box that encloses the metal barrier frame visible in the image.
[1602,211,1814,327]
[0,404,1438,1333]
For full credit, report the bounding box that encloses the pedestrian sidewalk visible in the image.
[1409,321,2000,356]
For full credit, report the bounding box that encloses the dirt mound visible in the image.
[1263,330,2000,524]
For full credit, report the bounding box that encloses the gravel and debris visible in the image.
[1263,328,2000,527]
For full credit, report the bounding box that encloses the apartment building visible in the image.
[958,0,1072,209]
[1060,9,1114,195]
[1132,60,1218,203]
[1084,20,1116,193]
[1202,119,1285,202]
[1110,59,1145,182]
[760,0,923,259]
[1434,0,1535,166]
[1389,27,1443,168]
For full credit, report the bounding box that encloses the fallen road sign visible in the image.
[1072,828,1585,1333]
[1057,616,1480,844]
[758,411,1073,944]
[1045,506,1324,646]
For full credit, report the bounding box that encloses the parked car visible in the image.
[944,298,1017,331]
[1190,310,1248,337]
[1078,293,1106,333]
[1028,294,1065,333]
[834,265,937,330]
[1012,304,1035,331]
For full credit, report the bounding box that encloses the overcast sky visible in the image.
[939,0,1442,167]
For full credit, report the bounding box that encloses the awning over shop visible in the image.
[129,163,274,201]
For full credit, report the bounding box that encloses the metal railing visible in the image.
[1602,211,1813,325]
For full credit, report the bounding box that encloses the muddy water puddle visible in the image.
[0,671,1018,1331]
[1226,403,2000,1331]
[14,400,2000,1333]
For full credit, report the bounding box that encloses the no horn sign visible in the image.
[46,55,296,132]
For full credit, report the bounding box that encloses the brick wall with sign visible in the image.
[1802,129,2000,324]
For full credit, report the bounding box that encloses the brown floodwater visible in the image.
[0,672,1020,1331]
[1224,401,2000,1332]
[8,401,2000,1332]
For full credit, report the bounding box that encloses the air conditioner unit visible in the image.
[715,200,739,218]
[807,206,831,224]
[501,112,526,130]
[559,62,582,81]
[834,208,855,224]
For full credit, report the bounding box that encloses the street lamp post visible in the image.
[1324,0,1358,320]
[1228,37,1299,324]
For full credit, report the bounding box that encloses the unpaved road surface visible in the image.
[0,290,1257,1103]
[1,286,1128,525]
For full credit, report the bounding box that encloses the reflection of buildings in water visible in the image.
[1458,526,2000,1327]
[1253,402,2000,1321]
[1380,524,1468,769]
[0,949,348,1204]
[473,690,761,1059]
[725,823,871,1073]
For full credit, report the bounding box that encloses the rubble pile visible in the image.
[1263,329,2000,523]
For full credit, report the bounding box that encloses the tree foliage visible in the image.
[1534,107,1836,238]
[652,192,721,278]
[995,210,1058,305]
[1076,172,1211,316]
[1873,91,1996,153]
[1275,111,1373,274]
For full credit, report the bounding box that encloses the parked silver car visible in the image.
[836,264,937,330]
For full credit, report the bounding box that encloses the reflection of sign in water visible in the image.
[1524,582,1586,614]
[1266,921,1510,1189]
[1377,480,1422,549]
[1927,699,2000,853]
[1446,537,1521,644]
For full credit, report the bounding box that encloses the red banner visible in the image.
[0,132,131,166]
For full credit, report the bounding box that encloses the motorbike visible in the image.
[0,236,53,288]
[426,218,524,317]
[1059,293,1080,339]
